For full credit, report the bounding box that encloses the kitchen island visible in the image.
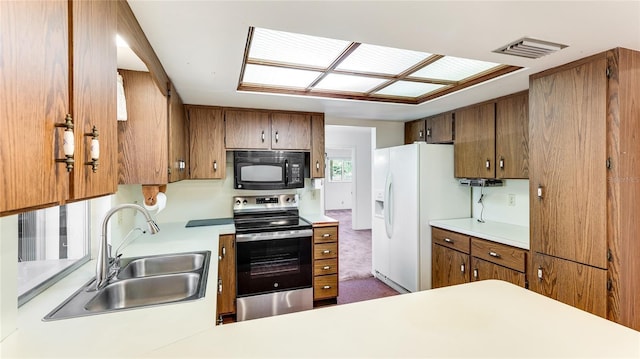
[2,224,639,358]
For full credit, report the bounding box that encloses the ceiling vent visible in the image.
[494,37,567,59]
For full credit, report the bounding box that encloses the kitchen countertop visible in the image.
[300,213,339,226]
[0,221,231,358]
[430,218,529,249]
[146,280,640,358]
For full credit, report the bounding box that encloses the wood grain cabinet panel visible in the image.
[495,91,529,179]
[432,243,470,288]
[168,83,188,182]
[310,114,325,178]
[431,227,470,254]
[217,234,236,321]
[454,102,496,178]
[530,253,607,318]
[404,118,426,144]
[1,0,118,215]
[270,113,311,150]
[313,225,339,302]
[471,257,526,287]
[426,112,454,144]
[471,238,526,273]
[188,106,225,179]
[224,109,270,150]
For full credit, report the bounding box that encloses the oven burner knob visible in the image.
[235,200,241,205]
[274,282,279,288]
[242,200,248,205]
[286,197,290,202]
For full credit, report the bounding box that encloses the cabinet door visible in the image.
[217,234,236,317]
[168,83,188,182]
[432,244,469,288]
[529,56,607,268]
[70,0,117,200]
[271,112,311,150]
[454,102,495,178]
[224,110,270,149]
[426,112,454,144]
[188,107,225,179]
[404,119,426,144]
[530,253,607,318]
[496,91,528,179]
[471,257,526,287]
[118,70,168,184]
[310,114,325,178]
[1,0,69,214]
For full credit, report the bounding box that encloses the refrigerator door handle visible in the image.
[384,173,393,239]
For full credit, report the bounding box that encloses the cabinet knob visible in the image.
[275,131,279,143]
[444,238,453,243]
[322,233,331,238]
[419,130,424,138]
[316,160,320,170]
[218,278,223,293]
[473,268,478,279]
[499,157,504,169]
[323,265,331,270]
[213,160,218,171]
[537,185,544,199]
[460,263,465,273]
[426,128,432,137]
[488,251,501,258]
[261,130,265,143]
[322,285,332,290]
[537,267,543,280]
[322,250,331,254]
[485,159,491,169]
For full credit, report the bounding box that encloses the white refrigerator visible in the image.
[372,143,470,292]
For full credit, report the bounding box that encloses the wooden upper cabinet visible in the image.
[529,56,607,268]
[310,114,325,178]
[404,119,426,144]
[1,0,117,215]
[168,83,188,182]
[530,253,607,318]
[271,113,311,150]
[426,112,454,144]
[188,106,225,179]
[454,102,496,178]
[224,109,270,150]
[495,91,529,179]
[118,70,169,185]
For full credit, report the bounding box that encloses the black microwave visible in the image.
[234,151,308,190]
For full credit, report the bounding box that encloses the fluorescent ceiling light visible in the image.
[314,73,388,93]
[376,81,446,98]
[243,64,321,88]
[410,56,500,81]
[336,44,431,75]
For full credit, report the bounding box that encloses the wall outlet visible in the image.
[508,194,516,206]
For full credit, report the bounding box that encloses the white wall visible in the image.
[324,148,353,210]
[471,179,529,227]
[0,215,18,341]
[325,116,404,149]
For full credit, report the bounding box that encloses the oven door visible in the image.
[236,230,312,297]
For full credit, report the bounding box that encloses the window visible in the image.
[239,27,522,104]
[329,159,353,182]
[17,201,90,306]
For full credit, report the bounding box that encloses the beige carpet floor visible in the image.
[324,209,373,281]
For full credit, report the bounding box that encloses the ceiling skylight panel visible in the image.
[313,73,387,93]
[242,64,321,88]
[410,56,500,81]
[249,28,350,68]
[375,81,446,98]
[336,44,431,75]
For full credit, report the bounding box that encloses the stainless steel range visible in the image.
[233,194,313,321]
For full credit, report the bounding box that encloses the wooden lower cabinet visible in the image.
[529,252,607,318]
[432,243,470,288]
[471,257,525,287]
[312,225,339,302]
[216,234,236,323]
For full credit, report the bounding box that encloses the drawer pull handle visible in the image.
[444,238,453,243]
[323,265,331,270]
[322,250,331,254]
[323,285,331,289]
[322,233,331,238]
[218,279,223,294]
[460,263,465,273]
[537,267,543,280]
[488,251,501,258]
[473,268,478,279]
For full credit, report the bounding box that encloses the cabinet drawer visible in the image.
[314,258,338,276]
[431,227,470,254]
[471,257,526,287]
[314,242,338,259]
[471,238,526,272]
[314,274,338,300]
[314,226,338,244]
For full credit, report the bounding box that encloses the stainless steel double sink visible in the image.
[44,251,211,321]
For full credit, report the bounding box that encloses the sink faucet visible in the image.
[93,203,160,290]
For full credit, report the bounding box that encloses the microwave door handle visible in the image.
[284,160,289,186]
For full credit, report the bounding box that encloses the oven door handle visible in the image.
[236,229,313,242]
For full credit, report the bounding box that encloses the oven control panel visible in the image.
[233,194,298,212]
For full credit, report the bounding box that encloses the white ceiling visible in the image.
[127,1,640,122]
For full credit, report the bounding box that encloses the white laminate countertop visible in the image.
[0,221,231,358]
[430,217,529,249]
[300,213,339,226]
[146,280,640,358]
